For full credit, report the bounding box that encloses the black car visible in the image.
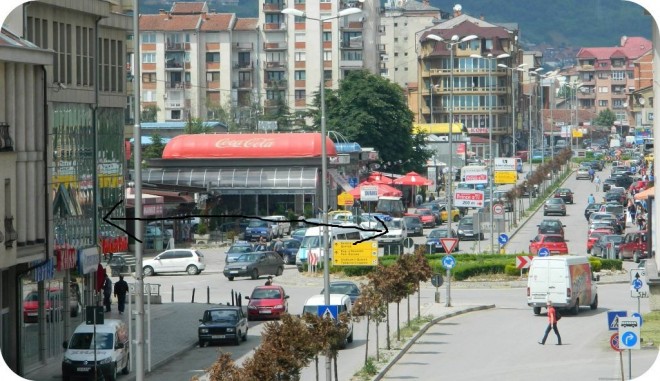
[604,191,625,205]
[223,251,285,281]
[457,216,483,240]
[614,176,634,190]
[426,227,460,254]
[591,234,624,258]
[602,178,618,192]
[584,203,603,221]
[403,215,424,236]
[554,188,574,204]
[198,306,248,346]
[537,219,566,238]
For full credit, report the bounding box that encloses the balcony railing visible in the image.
[340,21,364,30]
[232,81,253,89]
[264,23,286,31]
[263,1,285,12]
[235,42,254,50]
[341,41,363,49]
[233,61,254,69]
[266,80,287,88]
[265,61,286,69]
[340,0,364,10]
[264,41,287,50]
[165,42,184,51]
[165,61,184,69]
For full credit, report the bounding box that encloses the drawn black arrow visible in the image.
[103,199,388,245]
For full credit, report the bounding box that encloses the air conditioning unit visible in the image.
[381,55,389,62]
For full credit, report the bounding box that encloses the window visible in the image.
[295,52,306,62]
[323,50,332,61]
[295,90,306,100]
[598,72,608,79]
[294,16,305,23]
[295,33,305,42]
[142,73,156,83]
[598,86,608,93]
[599,100,608,107]
[324,70,332,81]
[613,99,624,108]
[323,32,332,42]
[599,62,607,67]
[141,33,156,43]
[394,23,398,27]
[142,53,156,63]
[170,110,182,120]
[142,90,155,102]
[294,70,306,80]
[206,72,220,82]
[611,71,625,80]
[485,39,493,50]
[206,52,220,62]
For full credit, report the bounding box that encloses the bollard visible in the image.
[207,286,210,304]
[231,289,235,306]
[171,285,174,303]
[191,288,195,303]
[238,292,242,307]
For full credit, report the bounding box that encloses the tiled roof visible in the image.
[171,2,207,14]
[422,20,511,56]
[140,14,201,31]
[200,13,233,31]
[234,18,258,31]
[577,36,652,60]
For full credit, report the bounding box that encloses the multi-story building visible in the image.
[575,36,652,126]
[4,0,130,375]
[417,7,520,156]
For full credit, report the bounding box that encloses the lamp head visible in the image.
[497,53,510,59]
[337,7,362,17]
[281,8,305,17]
[426,34,443,42]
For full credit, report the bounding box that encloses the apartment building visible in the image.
[575,36,652,125]
[417,8,520,155]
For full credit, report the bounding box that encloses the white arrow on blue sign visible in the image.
[498,234,509,245]
[538,247,550,257]
[442,255,456,269]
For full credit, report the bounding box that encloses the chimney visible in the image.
[620,35,628,47]
[423,0,429,5]
[159,9,165,14]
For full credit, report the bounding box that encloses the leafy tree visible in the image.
[367,263,407,350]
[141,105,159,122]
[352,283,387,364]
[594,108,616,129]
[308,70,430,173]
[263,96,291,131]
[142,133,166,162]
[204,353,242,381]
[206,98,240,131]
[184,117,214,134]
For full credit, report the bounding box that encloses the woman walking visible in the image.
[538,301,562,345]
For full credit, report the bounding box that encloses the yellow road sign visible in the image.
[337,192,354,206]
[332,241,378,266]
[494,171,517,184]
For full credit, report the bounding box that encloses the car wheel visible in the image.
[143,266,154,277]
[186,265,199,275]
[107,363,117,381]
[234,332,241,346]
[590,295,598,310]
[633,251,640,263]
[62,373,70,381]
[122,352,131,374]
[227,276,234,281]
[618,251,623,260]
[276,266,283,276]
[347,330,354,344]
[572,299,579,315]
[199,339,207,347]
[533,307,541,315]
[251,269,259,280]
[242,329,248,342]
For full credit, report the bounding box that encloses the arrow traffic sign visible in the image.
[618,317,641,350]
[629,269,649,298]
[515,255,534,269]
[498,233,509,245]
[538,247,550,257]
[440,238,459,254]
[442,255,456,270]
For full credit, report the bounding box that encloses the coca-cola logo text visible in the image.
[215,138,276,149]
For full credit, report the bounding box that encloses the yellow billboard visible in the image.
[333,241,378,266]
[494,171,518,184]
[337,192,354,206]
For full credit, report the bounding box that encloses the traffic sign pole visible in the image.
[442,256,456,308]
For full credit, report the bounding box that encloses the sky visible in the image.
[1,0,660,381]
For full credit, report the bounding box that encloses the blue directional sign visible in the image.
[538,247,550,257]
[349,177,358,188]
[620,331,638,349]
[442,255,456,270]
[498,234,509,245]
[317,305,339,320]
[632,312,644,327]
[607,310,628,331]
[632,278,643,290]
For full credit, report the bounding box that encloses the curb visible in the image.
[371,304,495,381]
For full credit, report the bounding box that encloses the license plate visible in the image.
[259,309,272,314]
[211,335,225,339]
[230,270,238,274]
[435,244,442,248]
[464,233,473,236]
[77,367,90,372]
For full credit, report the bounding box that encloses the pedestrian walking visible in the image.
[113,275,129,315]
[538,301,562,345]
[594,175,600,191]
[102,274,112,312]
[587,194,595,205]
[415,193,423,207]
[256,236,268,251]
[264,276,273,286]
[588,168,595,182]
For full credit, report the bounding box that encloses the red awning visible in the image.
[349,181,402,200]
[162,133,337,159]
[393,171,432,186]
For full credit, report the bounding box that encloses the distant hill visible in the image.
[139,0,652,47]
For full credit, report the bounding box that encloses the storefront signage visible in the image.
[468,128,489,134]
[453,190,484,207]
[78,247,99,275]
[56,247,78,271]
[32,258,55,282]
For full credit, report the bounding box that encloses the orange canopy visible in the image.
[634,186,655,201]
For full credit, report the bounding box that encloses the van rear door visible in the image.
[547,262,568,306]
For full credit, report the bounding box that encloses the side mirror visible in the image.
[62,341,68,349]
[285,295,290,299]
[245,296,250,300]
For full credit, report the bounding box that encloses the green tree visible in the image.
[263,96,291,131]
[141,105,159,122]
[594,108,616,129]
[308,70,430,173]
[142,134,166,164]
[184,117,214,134]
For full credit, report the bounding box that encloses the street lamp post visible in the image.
[281,6,361,381]
[470,53,509,254]
[426,33,477,306]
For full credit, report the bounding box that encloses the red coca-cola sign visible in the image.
[215,137,276,149]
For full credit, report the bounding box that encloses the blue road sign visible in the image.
[607,310,628,331]
[442,255,456,270]
[621,331,638,348]
[538,247,550,257]
[317,305,339,320]
[498,234,509,245]
[632,312,644,327]
[349,177,358,188]
[632,278,643,290]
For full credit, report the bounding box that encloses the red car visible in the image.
[587,229,614,253]
[529,234,569,255]
[23,286,80,323]
[245,285,289,321]
[412,208,436,227]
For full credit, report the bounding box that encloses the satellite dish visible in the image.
[639,97,646,105]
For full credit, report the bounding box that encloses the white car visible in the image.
[265,215,291,237]
[376,217,407,245]
[143,249,206,276]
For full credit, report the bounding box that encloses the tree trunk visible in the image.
[376,321,380,361]
[364,315,370,365]
[386,304,391,350]
[417,281,421,319]
[407,295,411,327]
[333,355,338,381]
[396,301,400,342]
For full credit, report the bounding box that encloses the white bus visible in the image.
[295,225,363,271]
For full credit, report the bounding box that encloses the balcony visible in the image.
[576,91,595,99]
[263,22,286,31]
[234,61,254,70]
[263,1,285,12]
[265,60,286,69]
[232,81,253,89]
[340,59,363,68]
[265,80,287,88]
[165,42,184,51]
[264,41,287,50]
[578,64,595,72]
[165,81,187,89]
[341,21,364,31]
[165,61,184,70]
[340,0,364,10]
[264,99,280,107]
[235,42,253,51]
[378,43,386,53]
[341,40,363,49]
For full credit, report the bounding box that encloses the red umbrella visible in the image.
[349,181,402,200]
[393,171,432,186]
[367,171,394,184]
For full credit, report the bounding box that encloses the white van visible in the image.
[527,256,599,315]
[302,294,354,347]
[62,319,130,380]
[295,225,363,271]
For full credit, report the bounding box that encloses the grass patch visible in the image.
[641,311,660,348]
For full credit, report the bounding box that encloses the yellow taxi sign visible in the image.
[332,241,378,266]
[494,171,517,184]
[337,192,354,206]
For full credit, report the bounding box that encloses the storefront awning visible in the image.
[143,167,319,195]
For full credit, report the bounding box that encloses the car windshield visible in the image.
[68,332,113,350]
[540,221,561,228]
[544,236,564,243]
[236,254,262,263]
[326,284,358,295]
[24,292,39,302]
[459,218,472,226]
[429,229,450,238]
[605,206,624,214]
[385,220,402,229]
[283,240,299,249]
[251,288,282,300]
[557,189,570,193]
[205,309,238,322]
[416,209,433,216]
[546,199,563,204]
[248,221,268,228]
[403,217,420,225]
[300,235,320,249]
[228,245,252,254]
[605,236,624,243]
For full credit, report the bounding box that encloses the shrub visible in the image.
[341,266,375,277]
[453,262,507,281]
[588,257,602,273]
[504,263,522,276]
[599,258,623,271]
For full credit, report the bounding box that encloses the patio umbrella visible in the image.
[393,171,432,186]
[349,181,402,200]
[634,186,654,201]
[367,171,395,184]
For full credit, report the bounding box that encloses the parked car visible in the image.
[528,234,569,255]
[218,221,249,240]
[418,203,442,224]
[291,228,307,242]
[537,219,566,238]
[520,182,539,197]
[457,216,483,241]
[554,188,574,204]
[23,285,81,323]
[584,203,603,221]
[426,227,459,254]
[438,204,461,223]
[376,217,407,245]
[223,251,285,281]
[411,208,436,228]
[402,215,424,237]
[142,249,206,276]
[587,229,613,253]
[602,178,618,192]
[197,306,248,346]
[273,238,301,265]
[591,234,624,258]
[619,230,648,263]
[265,215,291,237]
[244,220,276,242]
[226,241,255,263]
[614,175,634,190]
[108,255,131,276]
[543,198,566,216]
[576,166,591,180]
[245,285,289,321]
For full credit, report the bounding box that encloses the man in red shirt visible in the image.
[539,301,562,345]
